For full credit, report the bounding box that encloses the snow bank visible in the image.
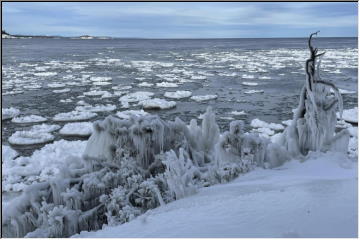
[191,95,218,102]
[2,107,20,120]
[8,131,55,145]
[140,98,176,110]
[11,115,47,124]
[53,111,97,122]
[164,91,192,99]
[76,151,357,238]
[59,122,93,137]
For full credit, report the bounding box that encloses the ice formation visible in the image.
[279,32,350,156]
[2,107,20,120]
[11,115,47,124]
[30,124,61,133]
[59,122,94,137]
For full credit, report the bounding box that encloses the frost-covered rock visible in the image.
[8,131,55,145]
[12,115,47,124]
[59,122,93,137]
[2,107,20,120]
[140,98,176,110]
[191,95,218,102]
[53,111,97,122]
[164,91,192,99]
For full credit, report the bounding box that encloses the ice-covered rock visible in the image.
[164,91,192,99]
[2,107,20,120]
[8,131,55,145]
[191,95,218,102]
[11,115,47,124]
[59,122,93,137]
[53,111,97,122]
[140,98,176,110]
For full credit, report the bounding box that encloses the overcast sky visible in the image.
[2,2,358,38]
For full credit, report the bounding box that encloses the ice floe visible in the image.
[11,115,47,124]
[251,118,284,131]
[119,91,154,103]
[53,111,97,122]
[33,72,57,77]
[140,98,176,110]
[2,145,19,163]
[164,91,192,99]
[242,82,258,86]
[231,111,247,116]
[90,76,112,82]
[47,83,66,88]
[29,124,61,133]
[156,82,178,88]
[191,95,218,102]
[59,122,93,137]
[338,107,358,124]
[53,88,71,93]
[244,90,264,94]
[8,131,55,145]
[138,82,154,87]
[116,109,149,119]
[2,108,20,120]
[75,104,116,112]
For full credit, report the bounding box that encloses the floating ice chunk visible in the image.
[30,123,61,133]
[164,91,192,99]
[60,99,73,103]
[23,84,42,89]
[12,115,47,124]
[191,95,218,102]
[116,109,149,119]
[191,75,206,80]
[220,116,235,120]
[47,83,66,88]
[53,111,97,122]
[75,104,116,112]
[8,131,55,145]
[156,82,178,88]
[282,120,293,126]
[2,107,20,120]
[230,111,246,116]
[251,118,284,131]
[84,90,109,96]
[347,126,358,138]
[2,145,19,163]
[101,92,114,98]
[337,107,358,124]
[244,90,264,94]
[242,82,258,86]
[138,82,154,87]
[59,122,93,137]
[119,91,154,103]
[90,76,112,82]
[140,98,176,110]
[112,85,132,90]
[242,74,255,79]
[93,81,112,86]
[33,72,57,77]
[259,76,271,80]
[330,88,356,94]
[53,88,70,93]
[251,127,275,136]
[2,90,24,96]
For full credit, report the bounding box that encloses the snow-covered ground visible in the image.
[76,151,357,238]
